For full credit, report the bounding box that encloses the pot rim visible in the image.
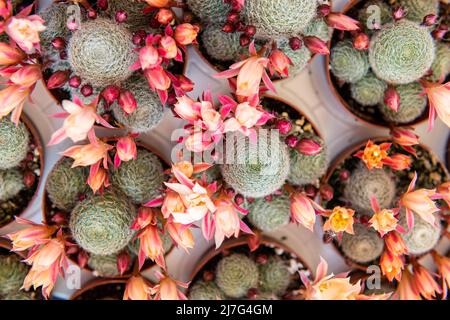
[69,277,128,300]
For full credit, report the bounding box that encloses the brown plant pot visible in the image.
[325,0,449,129]
[0,113,45,229]
[186,235,312,300]
[69,278,127,300]
[41,138,172,276]
[320,137,449,271]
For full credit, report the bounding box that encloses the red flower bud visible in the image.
[289,37,302,51]
[353,32,369,50]
[119,90,137,114]
[97,0,108,10]
[117,251,131,275]
[227,12,240,24]
[102,85,120,104]
[222,23,235,33]
[203,271,214,282]
[69,75,81,88]
[285,135,299,148]
[87,9,97,19]
[384,86,400,112]
[156,8,174,25]
[245,25,256,37]
[51,37,66,50]
[317,4,331,17]
[275,119,292,135]
[239,34,250,47]
[296,138,322,156]
[51,212,67,226]
[303,36,330,55]
[23,170,35,188]
[47,70,70,89]
[339,169,350,182]
[78,251,89,268]
[422,14,437,26]
[320,184,334,201]
[234,194,244,206]
[81,84,93,97]
[115,10,128,23]
[393,7,405,20]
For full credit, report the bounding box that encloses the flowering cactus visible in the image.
[201,24,243,62]
[188,281,225,300]
[0,168,24,202]
[399,0,440,23]
[0,255,29,296]
[330,40,369,83]
[399,212,441,256]
[247,193,291,232]
[0,118,29,170]
[258,256,291,295]
[350,72,387,106]
[340,223,385,264]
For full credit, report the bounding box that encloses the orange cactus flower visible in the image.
[323,206,355,235]
[413,263,442,300]
[390,127,419,155]
[0,42,25,65]
[6,217,58,251]
[395,268,421,300]
[124,275,152,300]
[431,251,450,298]
[6,15,46,54]
[384,231,408,256]
[165,221,194,252]
[114,135,137,167]
[87,166,109,194]
[354,140,391,170]
[0,85,31,122]
[369,197,400,236]
[383,154,412,171]
[62,139,113,168]
[380,251,404,282]
[422,81,450,131]
[136,224,166,270]
[268,49,292,77]
[144,0,169,7]
[437,182,450,208]
[290,193,323,232]
[150,271,189,300]
[174,23,199,46]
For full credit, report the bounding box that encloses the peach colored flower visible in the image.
[0,85,30,121]
[431,251,450,298]
[437,182,450,208]
[174,23,199,46]
[174,95,198,122]
[159,35,178,59]
[62,139,113,168]
[6,15,46,54]
[150,271,189,300]
[8,64,41,87]
[395,268,421,300]
[0,42,25,65]
[137,224,166,270]
[423,81,450,131]
[268,49,292,77]
[166,221,194,252]
[413,264,442,300]
[323,206,355,234]
[124,275,151,300]
[6,217,57,251]
[223,102,265,135]
[369,197,400,237]
[290,193,322,232]
[390,127,419,155]
[380,251,404,282]
[161,190,186,219]
[114,136,137,167]
[326,12,360,31]
[144,0,169,7]
[87,166,109,194]
[355,140,391,170]
[384,231,408,256]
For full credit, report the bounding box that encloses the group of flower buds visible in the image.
[219,2,255,47]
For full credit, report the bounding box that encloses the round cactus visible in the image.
[88,254,120,277]
[303,18,330,42]
[186,0,231,24]
[340,223,385,264]
[188,281,225,300]
[215,254,259,298]
[127,230,173,256]
[46,158,89,212]
[3,291,32,300]
[111,148,164,204]
[330,40,370,83]
[0,255,29,296]
[343,164,396,214]
[358,0,393,30]
[39,2,70,48]
[428,43,450,82]
[277,39,312,76]
[400,212,441,256]
[201,24,243,62]
[247,193,290,232]
[106,0,150,31]
[369,20,435,84]
[67,18,136,87]
[379,82,427,124]
[0,169,24,202]
[288,133,327,186]
[0,118,30,170]
[111,76,164,133]
[258,256,291,295]
[399,0,440,23]
[70,191,137,255]
[350,72,388,106]
[220,130,290,198]
[243,0,318,39]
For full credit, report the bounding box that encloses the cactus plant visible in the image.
[350,72,388,106]
[378,82,427,124]
[358,0,393,30]
[369,20,435,84]
[70,191,137,255]
[201,24,243,62]
[330,40,370,83]
[46,158,89,212]
[186,0,231,24]
[39,2,70,48]
[399,0,440,23]
[287,133,327,186]
[67,18,136,87]
[111,148,164,204]
[88,254,120,277]
[428,43,450,82]
[220,130,290,198]
[106,0,150,31]
[277,39,312,76]
[0,169,24,202]
[247,193,291,232]
[242,0,318,39]
[0,255,29,296]
[0,118,30,170]
[127,231,173,257]
[3,291,32,300]
[303,18,330,42]
[258,256,291,295]
[400,212,441,256]
[343,164,396,214]
[189,281,225,300]
[215,254,259,298]
[111,76,164,133]
[340,223,385,264]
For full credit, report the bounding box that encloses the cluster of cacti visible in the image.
[0,255,29,296]
[186,0,231,24]
[88,254,120,278]
[330,40,370,83]
[247,193,291,232]
[399,0,440,23]
[111,148,165,204]
[220,130,290,198]
[343,164,396,214]
[428,43,450,82]
[38,2,70,49]
[0,169,24,202]
[69,191,137,255]
[0,118,30,170]
[111,76,164,133]
[350,72,387,107]
[67,18,136,87]
[188,281,226,300]
[379,83,428,124]
[340,223,385,264]
[46,158,89,211]
[287,133,327,186]
[201,24,243,62]
[399,212,442,256]
[258,256,291,295]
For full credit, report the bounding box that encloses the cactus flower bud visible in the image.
[47,70,70,89]
[296,138,322,156]
[384,86,400,112]
[303,36,330,55]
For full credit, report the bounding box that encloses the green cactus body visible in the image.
[369,20,435,84]
[201,25,243,62]
[288,133,327,186]
[112,76,164,133]
[258,256,291,295]
[243,0,318,39]
[257,292,279,300]
[0,169,24,202]
[88,254,120,277]
[350,72,388,106]
[340,224,384,264]
[106,0,150,31]
[379,82,427,124]
[400,212,441,256]
[189,281,225,300]
[220,130,290,198]
[247,193,290,232]
[215,254,259,298]
[194,165,222,184]
[3,291,32,300]
[358,0,393,30]
[428,43,450,82]
[303,18,330,42]
[0,255,29,296]
[343,164,396,215]
[111,148,164,204]
[277,39,312,77]
[186,0,231,24]
[70,191,137,255]
[39,2,70,48]
[0,118,29,170]
[399,0,440,23]
[330,40,370,83]
[67,18,136,87]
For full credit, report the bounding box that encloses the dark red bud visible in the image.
[339,169,350,182]
[80,84,93,97]
[97,0,108,11]
[69,75,81,88]
[275,119,292,135]
[285,135,299,148]
[222,23,235,33]
[115,10,128,23]
[51,37,66,50]
[239,34,250,47]
[203,270,214,282]
[289,37,302,51]
[422,14,437,26]
[320,184,334,201]
[256,254,268,265]
[317,4,331,17]
[87,9,97,19]
[245,25,256,37]
[23,170,35,188]
[234,194,244,206]
[226,12,240,24]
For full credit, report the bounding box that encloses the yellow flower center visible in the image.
[362,145,387,168]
